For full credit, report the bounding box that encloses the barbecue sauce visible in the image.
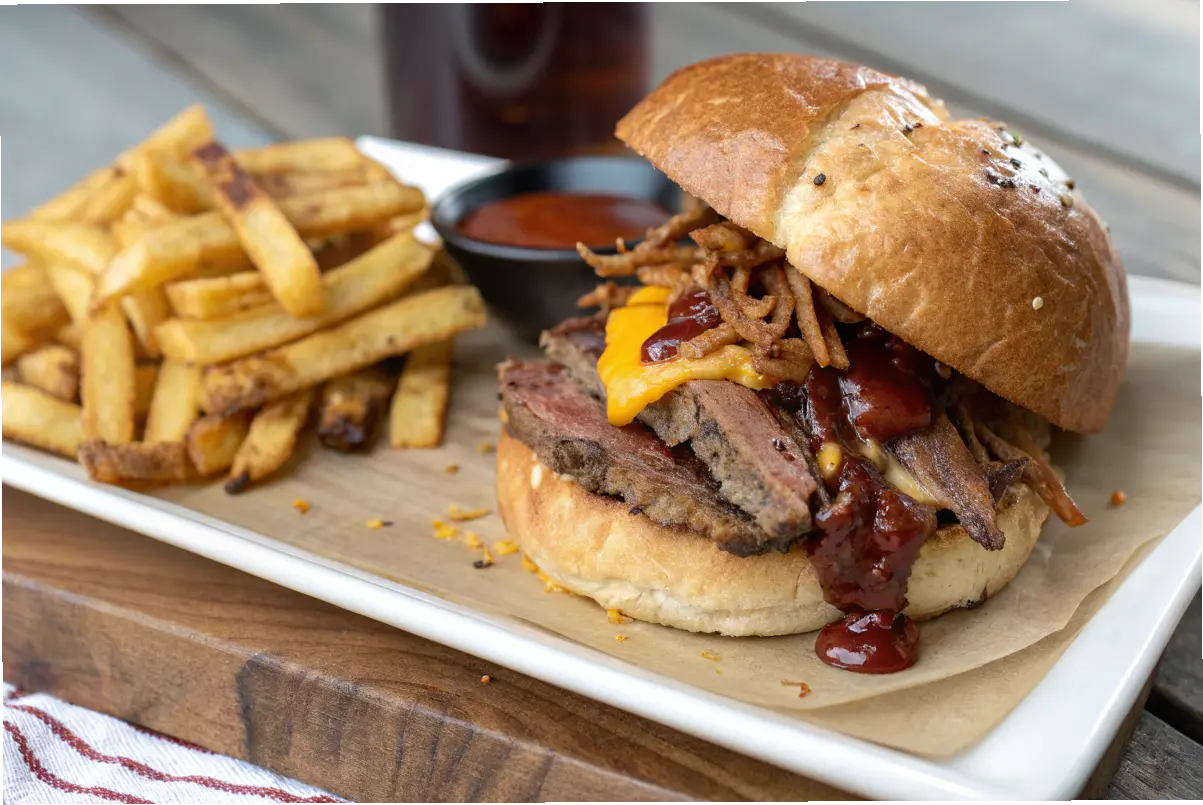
[457,192,669,250]
[783,322,937,673]
[816,610,920,674]
[640,290,721,362]
[839,324,934,442]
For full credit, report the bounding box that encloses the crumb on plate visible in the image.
[607,608,633,625]
[448,504,490,522]
[492,538,519,556]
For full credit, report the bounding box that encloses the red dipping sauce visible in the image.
[456,191,669,250]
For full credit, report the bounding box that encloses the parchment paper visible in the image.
[152,323,1201,756]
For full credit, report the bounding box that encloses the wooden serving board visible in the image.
[1,488,1145,801]
[1,487,851,802]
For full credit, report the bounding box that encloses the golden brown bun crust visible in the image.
[497,433,1049,637]
[617,54,1129,433]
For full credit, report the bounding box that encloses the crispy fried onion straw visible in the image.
[577,281,637,311]
[578,211,845,382]
[679,322,740,359]
[783,266,850,369]
[576,205,718,277]
[974,419,1087,526]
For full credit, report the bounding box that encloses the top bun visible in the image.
[617,54,1129,433]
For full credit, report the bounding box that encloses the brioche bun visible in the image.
[617,53,1128,433]
[497,433,1049,636]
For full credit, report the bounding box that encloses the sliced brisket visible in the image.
[539,314,607,398]
[540,317,822,540]
[499,360,781,556]
[889,412,1006,550]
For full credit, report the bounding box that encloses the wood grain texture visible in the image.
[1107,712,1203,799]
[96,3,387,140]
[744,0,1201,185]
[1149,591,1203,742]
[1,488,855,803]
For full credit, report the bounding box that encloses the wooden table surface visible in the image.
[2,3,1200,799]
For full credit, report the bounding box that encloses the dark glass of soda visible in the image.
[381,3,650,160]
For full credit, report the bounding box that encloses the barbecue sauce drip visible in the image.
[782,322,938,674]
[839,324,934,442]
[640,290,721,363]
[815,610,920,674]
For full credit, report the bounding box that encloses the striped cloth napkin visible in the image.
[3,684,343,804]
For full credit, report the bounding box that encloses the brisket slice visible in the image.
[889,412,1006,550]
[539,314,607,397]
[499,360,783,556]
[541,317,821,540]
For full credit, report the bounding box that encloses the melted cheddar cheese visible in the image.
[596,287,938,507]
[597,287,775,426]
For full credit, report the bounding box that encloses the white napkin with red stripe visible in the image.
[3,684,344,804]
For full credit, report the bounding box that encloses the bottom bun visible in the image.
[497,432,1050,636]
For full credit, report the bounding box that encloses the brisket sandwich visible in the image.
[495,54,1129,673]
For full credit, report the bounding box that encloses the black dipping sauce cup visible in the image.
[430,157,680,343]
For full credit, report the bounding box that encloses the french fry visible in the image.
[312,231,382,272]
[19,107,212,224]
[113,195,183,248]
[135,363,160,418]
[94,211,247,303]
[1,220,116,275]
[76,171,137,225]
[156,232,434,364]
[277,180,424,239]
[375,207,429,239]
[144,360,203,443]
[201,285,485,414]
[164,271,274,319]
[389,340,453,448]
[1,380,84,457]
[79,440,192,485]
[132,149,215,214]
[225,389,314,493]
[318,368,393,452]
[95,180,423,305]
[81,302,137,444]
[234,138,366,174]
[130,193,181,221]
[186,411,252,476]
[125,105,216,165]
[55,322,83,352]
[1,319,40,367]
[120,289,171,358]
[16,345,80,402]
[193,140,324,317]
[45,262,95,324]
[255,166,376,199]
[2,263,70,336]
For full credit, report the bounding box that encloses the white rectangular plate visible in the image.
[3,138,1199,800]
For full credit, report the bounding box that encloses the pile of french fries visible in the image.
[2,105,487,492]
